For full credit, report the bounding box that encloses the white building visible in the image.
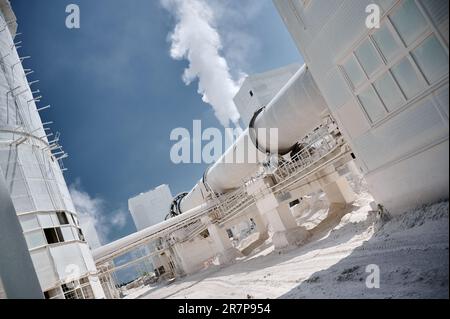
[274,0,449,214]
[0,1,105,299]
[79,216,102,250]
[128,184,173,231]
[234,63,302,125]
[128,184,174,275]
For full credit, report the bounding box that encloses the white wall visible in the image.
[128,184,173,231]
[274,0,449,214]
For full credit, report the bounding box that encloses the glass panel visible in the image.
[343,55,366,88]
[391,57,425,99]
[25,230,46,249]
[82,285,94,299]
[374,72,405,112]
[57,212,70,225]
[55,227,64,242]
[372,23,401,62]
[61,227,75,242]
[412,35,449,83]
[355,39,383,76]
[78,228,85,242]
[19,214,40,232]
[44,228,59,244]
[390,0,428,46]
[358,85,387,123]
[38,214,54,228]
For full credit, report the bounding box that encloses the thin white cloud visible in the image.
[69,179,128,245]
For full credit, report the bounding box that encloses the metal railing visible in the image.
[174,116,347,241]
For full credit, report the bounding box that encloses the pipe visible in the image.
[179,65,328,213]
[93,65,329,263]
[93,202,210,263]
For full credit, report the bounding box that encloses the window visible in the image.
[81,285,94,299]
[390,0,427,46]
[44,228,59,244]
[43,287,62,299]
[412,35,449,84]
[374,72,405,112]
[372,24,401,62]
[44,227,64,244]
[19,215,40,232]
[391,57,425,99]
[340,0,448,126]
[355,39,383,76]
[25,230,46,249]
[343,55,366,88]
[358,86,387,123]
[56,211,70,225]
[61,278,95,299]
[77,228,85,242]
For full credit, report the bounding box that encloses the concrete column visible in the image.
[206,222,243,264]
[247,177,309,249]
[250,212,269,238]
[263,203,310,249]
[321,175,356,206]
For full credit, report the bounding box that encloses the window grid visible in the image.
[339,0,448,125]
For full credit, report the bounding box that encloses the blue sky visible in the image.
[11,0,302,244]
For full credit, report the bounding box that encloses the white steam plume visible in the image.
[162,0,242,128]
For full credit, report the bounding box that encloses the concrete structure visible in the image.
[92,65,357,276]
[128,184,173,275]
[234,63,302,125]
[274,0,449,214]
[129,184,173,231]
[0,1,105,299]
[79,216,102,250]
[1,170,43,298]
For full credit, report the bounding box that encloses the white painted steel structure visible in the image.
[92,66,344,267]
[0,0,105,299]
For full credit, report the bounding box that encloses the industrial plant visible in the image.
[0,0,448,300]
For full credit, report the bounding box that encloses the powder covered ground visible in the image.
[137,187,449,299]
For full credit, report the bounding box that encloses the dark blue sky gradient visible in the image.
[11,0,302,243]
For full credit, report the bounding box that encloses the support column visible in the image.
[205,219,243,265]
[321,175,356,207]
[263,203,310,249]
[247,176,310,249]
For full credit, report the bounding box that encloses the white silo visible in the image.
[0,0,105,299]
